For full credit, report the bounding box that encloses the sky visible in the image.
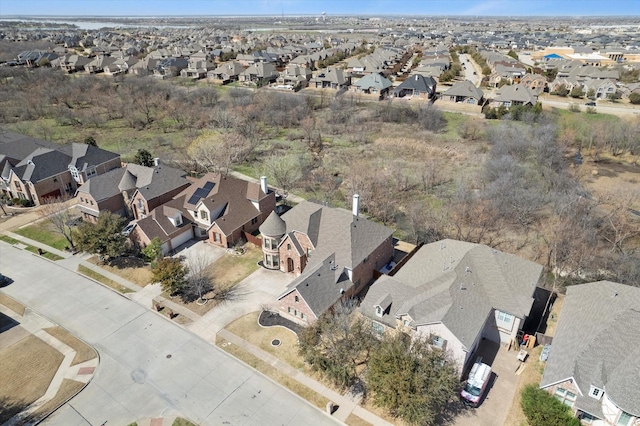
[0,0,638,17]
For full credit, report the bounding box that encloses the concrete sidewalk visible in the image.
[1,233,394,425]
[218,329,395,426]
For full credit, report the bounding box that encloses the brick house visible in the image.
[0,131,120,206]
[269,196,394,325]
[129,196,194,256]
[178,173,276,248]
[540,281,640,425]
[75,162,189,223]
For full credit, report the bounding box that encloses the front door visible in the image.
[287,258,294,273]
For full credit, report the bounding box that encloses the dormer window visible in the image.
[589,386,603,400]
[375,306,382,317]
[86,166,97,178]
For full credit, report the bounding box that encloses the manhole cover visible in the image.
[271,339,281,347]
[166,354,172,359]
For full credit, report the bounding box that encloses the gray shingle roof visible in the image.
[280,253,354,318]
[442,80,484,100]
[360,239,542,349]
[540,281,640,417]
[76,167,127,201]
[277,201,394,318]
[259,211,286,237]
[354,73,392,91]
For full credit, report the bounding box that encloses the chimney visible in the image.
[153,157,160,167]
[260,176,268,195]
[352,194,360,217]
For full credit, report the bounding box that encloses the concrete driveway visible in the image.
[0,243,337,426]
[188,265,294,338]
[452,340,521,426]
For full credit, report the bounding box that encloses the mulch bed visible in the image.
[258,310,303,336]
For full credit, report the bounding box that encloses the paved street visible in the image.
[0,244,338,426]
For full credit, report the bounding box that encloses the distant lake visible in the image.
[0,18,193,30]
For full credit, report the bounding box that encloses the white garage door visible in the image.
[170,228,193,252]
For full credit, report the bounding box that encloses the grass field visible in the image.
[88,256,153,287]
[224,311,303,369]
[43,326,96,366]
[0,293,26,316]
[77,264,134,294]
[14,221,70,251]
[0,335,64,423]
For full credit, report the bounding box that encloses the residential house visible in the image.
[154,57,189,78]
[238,62,278,84]
[269,196,394,325]
[58,54,91,73]
[582,79,617,99]
[491,83,538,108]
[540,281,640,426]
[0,132,121,206]
[130,196,195,256]
[359,239,543,374]
[84,55,117,74]
[129,57,159,76]
[15,50,59,67]
[276,63,312,90]
[391,74,437,99]
[309,67,351,90]
[180,58,216,79]
[520,73,548,94]
[103,56,138,76]
[208,61,246,83]
[350,73,393,98]
[441,80,484,104]
[179,173,275,248]
[75,162,190,223]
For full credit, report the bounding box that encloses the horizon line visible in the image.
[2,13,639,18]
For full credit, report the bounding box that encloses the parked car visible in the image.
[0,273,10,286]
[461,358,491,407]
[585,101,596,106]
[121,222,137,236]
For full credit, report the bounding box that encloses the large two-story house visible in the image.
[261,196,394,325]
[1,131,121,206]
[131,173,275,254]
[75,162,189,223]
[359,239,543,374]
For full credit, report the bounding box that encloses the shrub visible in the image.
[520,385,580,426]
[628,92,640,104]
[19,199,34,207]
[568,103,580,113]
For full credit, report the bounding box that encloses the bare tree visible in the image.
[183,251,215,304]
[38,195,77,250]
[262,153,307,195]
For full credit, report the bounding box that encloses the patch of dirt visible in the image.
[581,158,640,208]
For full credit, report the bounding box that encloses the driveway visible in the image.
[0,244,337,426]
[452,340,521,426]
[188,266,294,338]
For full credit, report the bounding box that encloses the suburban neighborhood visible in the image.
[1,5,640,426]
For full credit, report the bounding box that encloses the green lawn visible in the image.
[0,234,63,260]
[14,222,69,251]
[0,235,19,245]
